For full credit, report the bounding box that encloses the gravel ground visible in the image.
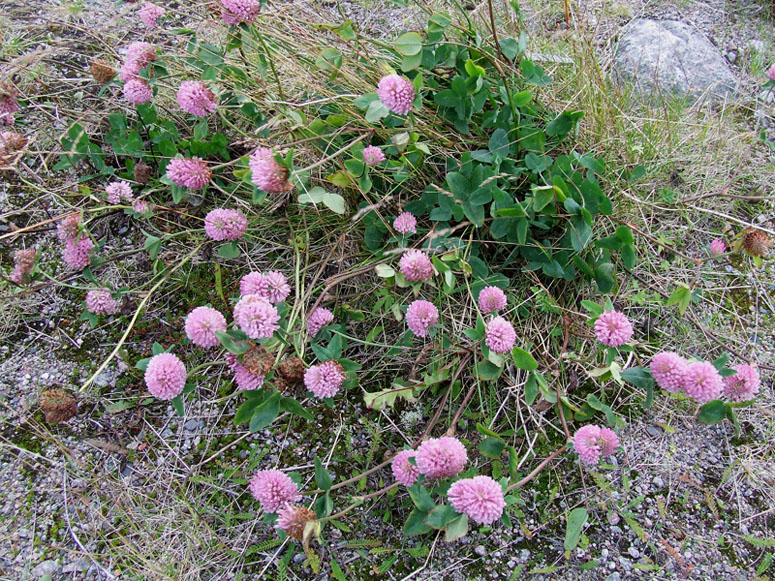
[1,0,774,579]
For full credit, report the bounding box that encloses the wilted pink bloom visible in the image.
[105,181,133,204]
[249,469,301,513]
[485,316,516,354]
[276,505,316,540]
[9,247,35,285]
[307,307,334,337]
[405,300,439,338]
[650,352,687,394]
[62,237,94,270]
[362,145,385,166]
[144,352,186,400]
[478,286,507,314]
[573,424,619,465]
[415,436,467,479]
[448,475,506,526]
[239,271,290,303]
[399,249,434,282]
[594,310,633,347]
[304,360,346,399]
[166,157,211,189]
[249,147,291,193]
[225,353,264,390]
[0,93,20,126]
[204,208,247,241]
[85,289,119,315]
[393,212,417,235]
[221,0,261,25]
[177,81,217,117]
[132,199,152,215]
[57,214,81,242]
[139,3,164,28]
[723,364,760,402]
[185,306,227,348]
[682,361,723,404]
[391,450,419,487]
[233,294,280,339]
[123,79,152,105]
[120,42,156,82]
[377,74,415,115]
[709,239,726,256]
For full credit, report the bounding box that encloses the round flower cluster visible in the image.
[139,3,164,28]
[573,424,619,465]
[166,157,211,189]
[144,352,186,400]
[9,247,35,285]
[594,310,633,347]
[485,316,516,354]
[276,505,316,541]
[307,307,334,337]
[415,436,467,479]
[85,289,119,315]
[249,147,291,193]
[184,306,226,348]
[723,364,761,402]
[0,92,20,126]
[221,0,261,25]
[120,41,155,83]
[768,63,775,82]
[225,352,264,390]
[132,199,152,215]
[57,215,94,271]
[362,145,385,166]
[478,286,507,314]
[393,212,417,235]
[377,74,415,115]
[123,79,153,105]
[249,469,301,513]
[177,81,217,117]
[405,299,439,338]
[304,361,346,399]
[391,450,419,487]
[105,181,133,205]
[204,208,247,241]
[399,249,434,282]
[709,239,726,256]
[448,475,506,525]
[239,271,291,303]
[683,361,723,404]
[233,294,280,339]
[650,352,687,394]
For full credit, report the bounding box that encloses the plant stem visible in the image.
[506,445,567,491]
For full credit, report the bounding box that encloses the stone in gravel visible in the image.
[474,545,487,556]
[62,559,89,573]
[94,369,115,388]
[184,419,202,431]
[646,425,662,438]
[31,560,58,577]
[613,20,738,101]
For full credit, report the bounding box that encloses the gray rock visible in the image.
[31,560,59,577]
[613,20,738,101]
[474,545,487,557]
[184,419,202,431]
[62,559,90,573]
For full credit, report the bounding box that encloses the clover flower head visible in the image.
[144,352,186,400]
[393,212,417,235]
[221,0,261,25]
[57,214,81,242]
[225,353,264,390]
[0,93,20,125]
[391,449,419,487]
[485,316,516,354]
[304,361,346,399]
[276,505,316,540]
[204,208,247,241]
[768,63,775,82]
[307,307,334,337]
[448,475,506,526]
[239,271,290,303]
[377,74,415,115]
[415,436,467,479]
[233,294,280,340]
[362,145,386,166]
[399,249,434,282]
[85,289,119,315]
[723,364,761,403]
[249,469,301,513]
[62,237,94,270]
[249,147,291,193]
[406,299,439,338]
[139,3,165,28]
[166,157,211,189]
[573,424,619,465]
[123,79,153,105]
[683,361,723,404]
[478,286,507,314]
[177,81,217,117]
[9,247,35,285]
[709,239,726,256]
[105,181,133,204]
[594,310,633,347]
[185,306,227,348]
[650,352,688,394]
